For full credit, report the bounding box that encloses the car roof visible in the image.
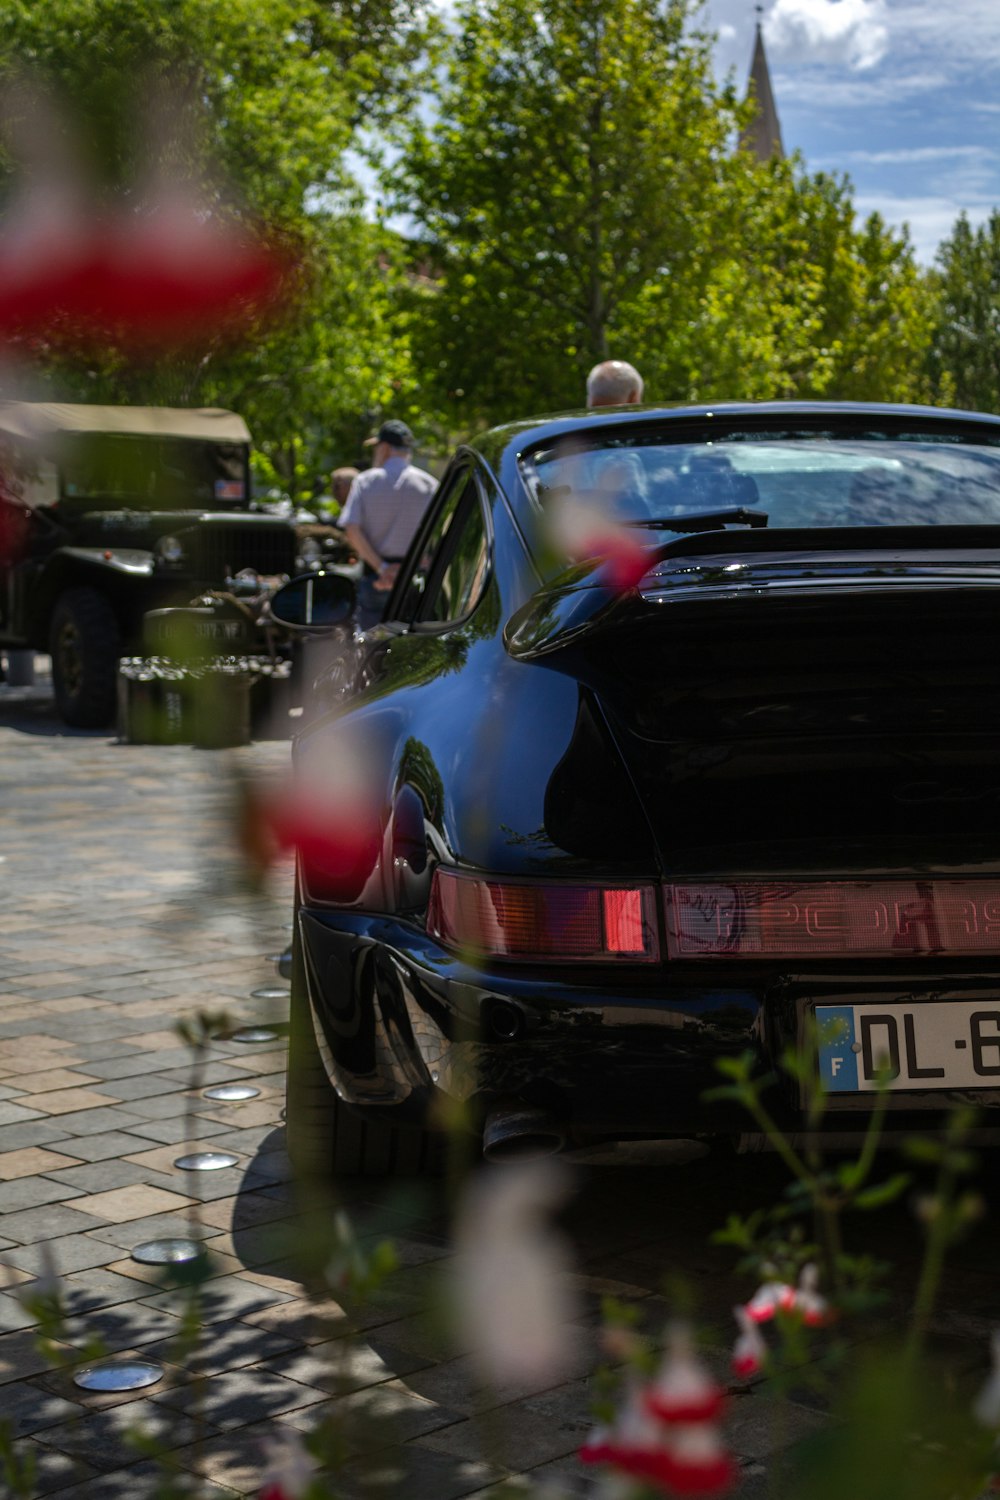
[475,400,1000,469]
[0,402,251,444]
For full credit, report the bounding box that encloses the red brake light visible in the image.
[428,870,658,962]
[666,880,1000,959]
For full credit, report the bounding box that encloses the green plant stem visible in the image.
[906,1146,962,1362]
[740,1088,815,1191]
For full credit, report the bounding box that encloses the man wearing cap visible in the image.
[340,420,437,627]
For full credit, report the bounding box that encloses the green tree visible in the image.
[399,0,740,424]
[637,161,932,404]
[926,211,1000,411]
[397,0,933,428]
[0,0,434,492]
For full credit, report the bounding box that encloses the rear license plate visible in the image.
[816,1001,1000,1092]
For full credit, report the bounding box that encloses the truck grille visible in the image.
[184,524,296,583]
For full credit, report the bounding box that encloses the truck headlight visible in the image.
[297,536,323,569]
[155,535,185,565]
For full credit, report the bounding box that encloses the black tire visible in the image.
[50,588,121,728]
[285,913,441,1179]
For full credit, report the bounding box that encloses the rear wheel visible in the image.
[285,912,441,1179]
[50,588,121,728]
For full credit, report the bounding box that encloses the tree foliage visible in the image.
[397,0,933,429]
[926,211,1000,412]
[0,0,433,494]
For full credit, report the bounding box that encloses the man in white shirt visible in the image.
[340,420,437,626]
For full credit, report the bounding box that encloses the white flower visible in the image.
[793,1263,830,1328]
[646,1321,725,1424]
[453,1157,578,1389]
[745,1277,796,1324]
[259,1430,316,1500]
[731,1305,767,1378]
[973,1330,1000,1428]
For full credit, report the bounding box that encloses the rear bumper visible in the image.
[297,908,1000,1142]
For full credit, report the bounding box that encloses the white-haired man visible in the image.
[585,360,644,408]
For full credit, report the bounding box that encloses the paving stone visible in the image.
[42,1458,242,1499]
[63,1265,162,1308]
[0,1119,71,1149]
[0,1176,85,1212]
[0,1292,41,1332]
[169,1427,286,1494]
[283,1378,465,1452]
[0,1146,81,1179]
[418,1380,595,1470]
[96,1075,195,1103]
[336,1443,504,1500]
[230,1295,351,1344]
[262,1333,435,1395]
[0,1203,111,1244]
[42,1129,160,1162]
[9,1068,101,1094]
[0,1378,85,1437]
[141,1316,303,1376]
[121,1116,234,1145]
[33,1105,148,1136]
[43,1159,180,1194]
[68,1300,186,1349]
[6,1436,97,1495]
[0,1330,80,1385]
[0,1101,45,1125]
[84,1213,219,1252]
[68,1183,195,1223]
[2,1232,122,1276]
[726,1391,830,1460]
[152,1364,328,1429]
[141,1274,298,1325]
[32,1397,213,1471]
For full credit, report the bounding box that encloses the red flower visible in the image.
[576,527,655,592]
[744,1279,796,1324]
[646,1322,727,1425]
[0,211,294,353]
[730,1306,767,1379]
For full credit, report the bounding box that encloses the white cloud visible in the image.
[766,0,889,71]
[841,145,992,165]
[854,192,992,264]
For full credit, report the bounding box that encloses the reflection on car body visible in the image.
[284,402,1000,1177]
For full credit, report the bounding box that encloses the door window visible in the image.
[391,469,473,623]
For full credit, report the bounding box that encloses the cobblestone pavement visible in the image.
[2,666,1000,1498]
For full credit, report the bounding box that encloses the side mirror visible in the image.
[270,571,356,631]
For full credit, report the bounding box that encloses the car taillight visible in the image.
[666,880,1000,959]
[427,869,658,962]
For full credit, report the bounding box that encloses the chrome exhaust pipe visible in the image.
[482,1102,567,1162]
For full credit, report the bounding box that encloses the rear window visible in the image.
[523,427,1000,539]
[58,434,247,509]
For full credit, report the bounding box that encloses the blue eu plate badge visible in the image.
[816,1005,859,1092]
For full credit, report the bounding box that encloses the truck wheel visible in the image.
[50,588,121,728]
[285,915,441,1180]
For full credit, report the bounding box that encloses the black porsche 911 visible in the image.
[279,401,1000,1177]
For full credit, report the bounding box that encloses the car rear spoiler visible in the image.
[504,523,1000,662]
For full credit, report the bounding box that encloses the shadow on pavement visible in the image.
[0,680,110,738]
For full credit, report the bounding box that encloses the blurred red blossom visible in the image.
[582,1325,737,1498]
[237,775,380,904]
[0,77,295,356]
[730,1305,767,1379]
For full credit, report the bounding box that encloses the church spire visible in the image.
[739,11,784,161]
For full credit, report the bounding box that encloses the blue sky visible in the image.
[706,0,1000,263]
